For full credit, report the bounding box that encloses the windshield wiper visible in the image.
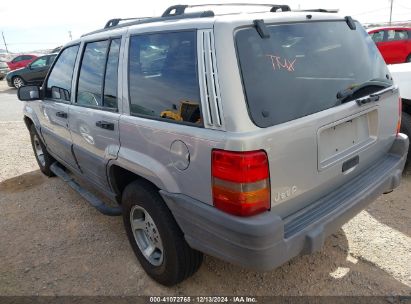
[336,79,392,105]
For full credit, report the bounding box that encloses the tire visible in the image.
[400,112,411,161]
[122,180,203,286]
[12,76,24,89]
[29,124,55,176]
[406,54,411,63]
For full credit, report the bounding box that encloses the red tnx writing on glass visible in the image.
[266,54,297,72]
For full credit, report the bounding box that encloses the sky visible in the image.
[1,0,411,53]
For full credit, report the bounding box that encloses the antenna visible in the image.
[1,32,9,53]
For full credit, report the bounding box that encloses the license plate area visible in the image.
[318,109,378,171]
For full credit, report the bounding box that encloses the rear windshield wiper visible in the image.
[336,79,392,105]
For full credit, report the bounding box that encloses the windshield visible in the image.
[235,21,392,128]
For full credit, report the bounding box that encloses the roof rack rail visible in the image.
[295,9,339,13]
[104,17,151,29]
[162,3,291,17]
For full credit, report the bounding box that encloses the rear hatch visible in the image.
[235,19,399,216]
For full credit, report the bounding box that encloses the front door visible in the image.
[36,45,80,169]
[68,38,122,188]
[26,56,49,84]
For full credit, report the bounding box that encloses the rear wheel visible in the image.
[12,76,24,89]
[122,180,203,286]
[406,54,411,63]
[29,124,55,176]
[400,112,411,161]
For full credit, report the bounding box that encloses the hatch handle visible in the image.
[342,155,359,173]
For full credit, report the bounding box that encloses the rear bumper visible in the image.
[160,134,409,271]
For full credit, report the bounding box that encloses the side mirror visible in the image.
[18,86,40,101]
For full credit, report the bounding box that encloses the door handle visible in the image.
[96,120,114,130]
[56,111,68,118]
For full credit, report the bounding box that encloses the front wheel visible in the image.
[122,180,203,286]
[13,76,24,89]
[406,54,411,63]
[29,124,55,176]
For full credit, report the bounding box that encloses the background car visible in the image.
[7,54,38,71]
[6,54,57,88]
[389,62,411,161]
[368,27,411,64]
[0,61,10,80]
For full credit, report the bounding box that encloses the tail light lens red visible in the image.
[212,149,270,217]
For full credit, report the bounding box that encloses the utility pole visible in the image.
[1,32,9,53]
[389,0,394,25]
[68,31,72,41]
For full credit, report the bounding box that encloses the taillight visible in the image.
[397,97,402,136]
[212,149,270,217]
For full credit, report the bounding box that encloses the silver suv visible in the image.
[18,4,409,286]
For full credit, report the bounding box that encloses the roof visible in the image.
[76,9,343,43]
[368,26,411,32]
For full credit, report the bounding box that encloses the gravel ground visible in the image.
[0,82,410,296]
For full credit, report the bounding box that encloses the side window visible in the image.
[30,57,47,68]
[46,45,79,101]
[371,30,384,43]
[387,30,395,41]
[76,39,120,109]
[103,39,121,109]
[394,30,408,41]
[12,56,22,63]
[128,31,202,126]
[386,30,407,41]
[77,40,109,107]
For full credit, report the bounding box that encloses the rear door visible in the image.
[384,29,408,63]
[36,45,80,169]
[68,38,122,188]
[233,20,399,216]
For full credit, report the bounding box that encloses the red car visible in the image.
[368,27,411,64]
[7,54,38,71]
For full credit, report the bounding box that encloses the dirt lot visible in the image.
[0,81,410,296]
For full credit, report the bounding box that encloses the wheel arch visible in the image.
[23,112,45,143]
[108,163,175,203]
[23,115,34,129]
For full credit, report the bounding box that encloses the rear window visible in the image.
[236,21,392,128]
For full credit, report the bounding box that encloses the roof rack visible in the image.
[162,3,291,17]
[83,3,337,37]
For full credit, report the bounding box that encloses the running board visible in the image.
[50,162,122,216]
